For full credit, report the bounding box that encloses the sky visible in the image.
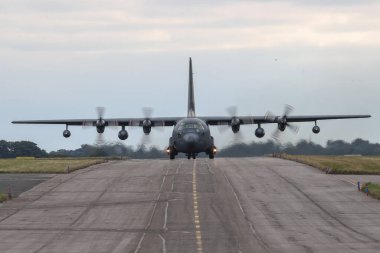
[1,0,379,152]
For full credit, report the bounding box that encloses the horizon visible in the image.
[1,137,377,153]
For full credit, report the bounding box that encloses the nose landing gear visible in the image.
[187,153,197,159]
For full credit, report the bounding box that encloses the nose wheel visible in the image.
[187,153,196,159]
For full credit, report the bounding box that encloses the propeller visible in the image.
[95,107,107,145]
[137,107,164,146]
[97,106,105,119]
[218,106,244,144]
[82,107,118,146]
[266,104,299,142]
[143,107,164,130]
[140,107,152,145]
[218,106,236,134]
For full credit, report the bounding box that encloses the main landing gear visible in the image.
[207,146,217,160]
[167,146,177,160]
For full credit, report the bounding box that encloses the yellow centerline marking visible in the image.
[192,160,203,253]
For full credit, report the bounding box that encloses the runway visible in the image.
[1,158,380,253]
[0,174,55,197]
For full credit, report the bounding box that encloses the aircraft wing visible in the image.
[201,115,371,126]
[278,115,371,123]
[12,117,183,127]
[12,115,371,127]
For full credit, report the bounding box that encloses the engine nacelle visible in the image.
[255,127,265,138]
[96,126,105,133]
[143,126,151,135]
[312,125,320,134]
[95,118,106,133]
[143,119,152,135]
[231,118,240,133]
[63,130,71,138]
[118,129,128,140]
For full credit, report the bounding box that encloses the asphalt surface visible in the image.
[0,174,55,197]
[1,158,380,253]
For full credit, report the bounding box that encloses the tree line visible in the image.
[1,138,380,159]
[218,139,380,157]
[0,140,48,158]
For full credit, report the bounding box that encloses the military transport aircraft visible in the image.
[12,58,370,160]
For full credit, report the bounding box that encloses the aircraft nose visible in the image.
[183,133,199,145]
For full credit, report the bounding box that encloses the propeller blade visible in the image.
[217,125,230,134]
[265,110,276,122]
[287,123,299,133]
[95,133,106,146]
[227,106,238,117]
[155,125,165,132]
[138,133,152,146]
[96,107,105,119]
[232,131,244,144]
[271,129,281,142]
[283,104,294,117]
[150,120,165,132]
[143,107,153,118]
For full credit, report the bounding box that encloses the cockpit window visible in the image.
[178,122,204,132]
[184,123,202,129]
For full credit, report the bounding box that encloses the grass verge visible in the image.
[362,182,380,200]
[0,158,105,173]
[0,192,7,203]
[280,155,380,174]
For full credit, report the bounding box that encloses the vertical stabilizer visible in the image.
[187,57,196,117]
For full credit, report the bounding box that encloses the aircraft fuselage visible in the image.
[169,118,215,159]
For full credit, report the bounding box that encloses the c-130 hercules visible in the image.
[13,58,370,160]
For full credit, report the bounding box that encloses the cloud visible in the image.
[0,1,379,54]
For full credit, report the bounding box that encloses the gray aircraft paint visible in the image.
[188,58,196,118]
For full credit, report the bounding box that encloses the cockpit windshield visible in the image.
[178,122,204,132]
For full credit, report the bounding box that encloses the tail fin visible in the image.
[187,57,196,117]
